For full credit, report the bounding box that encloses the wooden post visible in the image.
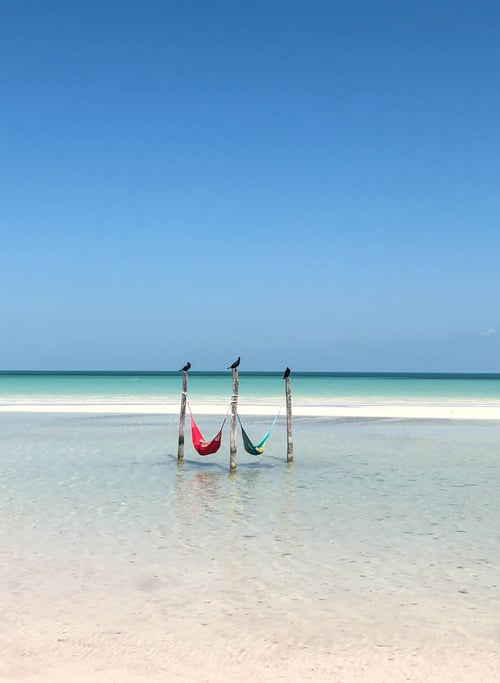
[177,369,189,461]
[229,367,238,472]
[285,372,293,463]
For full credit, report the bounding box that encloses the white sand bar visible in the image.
[0,400,499,419]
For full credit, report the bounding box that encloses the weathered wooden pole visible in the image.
[177,362,191,461]
[230,368,239,472]
[284,367,293,462]
[228,356,240,473]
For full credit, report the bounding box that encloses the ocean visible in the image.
[1,372,499,681]
[2,370,500,407]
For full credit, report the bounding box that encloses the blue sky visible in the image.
[1,0,499,371]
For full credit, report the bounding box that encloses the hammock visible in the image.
[189,405,226,456]
[237,410,281,456]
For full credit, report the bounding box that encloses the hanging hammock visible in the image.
[189,404,227,456]
[237,410,282,456]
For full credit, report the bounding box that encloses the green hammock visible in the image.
[238,411,281,456]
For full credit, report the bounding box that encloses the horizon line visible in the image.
[1,369,500,378]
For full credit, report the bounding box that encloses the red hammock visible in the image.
[189,410,226,456]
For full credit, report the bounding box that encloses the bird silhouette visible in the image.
[283,367,291,379]
[228,356,241,369]
[179,362,191,372]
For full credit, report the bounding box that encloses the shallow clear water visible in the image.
[1,411,499,678]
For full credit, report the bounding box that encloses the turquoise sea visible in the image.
[1,372,500,680]
[2,371,500,406]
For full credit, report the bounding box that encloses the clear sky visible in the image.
[1,0,499,372]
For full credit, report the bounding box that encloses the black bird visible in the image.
[179,362,191,372]
[228,356,241,370]
[283,367,291,379]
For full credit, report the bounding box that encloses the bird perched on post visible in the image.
[228,356,240,369]
[179,362,191,372]
[283,367,291,379]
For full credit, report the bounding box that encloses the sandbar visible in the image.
[0,400,499,420]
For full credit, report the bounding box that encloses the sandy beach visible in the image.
[1,637,499,682]
[0,399,499,420]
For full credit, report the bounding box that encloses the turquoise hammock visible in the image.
[237,409,282,456]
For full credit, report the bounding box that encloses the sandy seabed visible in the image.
[1,407,499,682]
[1,638,499,682]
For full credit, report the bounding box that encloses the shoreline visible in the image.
[0,401,499,420]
